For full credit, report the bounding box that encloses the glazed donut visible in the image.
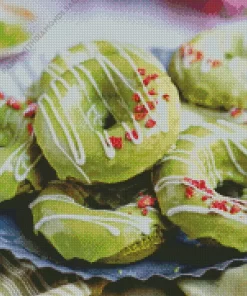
[29,181,164,263]
[34,41,180,184]
[0,94,49,201]
[154,120,247,251]
[169,22,247,110]
[0,21,29,51]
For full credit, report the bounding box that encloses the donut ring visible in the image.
[154,120,247,251]
[169,22,247,110]
[30,181,164,263]
[34,41,180,184]
[0,95,47,201]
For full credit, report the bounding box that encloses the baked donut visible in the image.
[169,22,247,110]
[154,120,247,251]
[0,94,48,201]
[34,41,180,184]
[0,21,29,52]
[29,181,164,263]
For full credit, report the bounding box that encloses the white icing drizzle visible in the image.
[46,81,86,167]
[29,194,75,209]
[34,211,153,236]
[68,67,91,102]
[14,144,42,182]
[167,205,247,225]
[38,98,91,184]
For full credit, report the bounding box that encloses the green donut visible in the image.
[0,96,49,202]
[34,41,180,184]
[154,120,247,251]
[169,22,247,110]
[0,21,29,50]
[29,181,164,263]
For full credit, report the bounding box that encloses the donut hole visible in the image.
[224,52,234,60]
[103,112,117,130]
[215,180,245,199]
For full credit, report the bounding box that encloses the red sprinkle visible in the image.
[134,112,147,121]
[138,68,146,76]
[143,76,152,86]
[202,195,210,201]
[24,103,38,118]
[148,89,157,96]
[132,93,141,102]
[134,104,147,113]
[147,101,155,110]
[145,119,156,128]
[211,200,228,212]
[230,108,243,117]
[142,208,148,216]
[211,60,222,68]
[109,136,123,149]
[185,187,194,199]
[125,129,139,141]
[137,195,156,208]
[27,123,33,135]
[205,188,214,195]
[150,73,159,80]
[188,47,194,55]
[6,98,21,110]
[230,204,241,214]
[196,51,204,61]
[0,92,4,100]
[198,180,206,190]
[162,94,170,101]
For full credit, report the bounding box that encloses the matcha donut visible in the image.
[29,181,164,263]
[34,41,180,184]
[0,21,29,57]
[0,95,46,201]
[155,120,247,251]
[169,22,247,110]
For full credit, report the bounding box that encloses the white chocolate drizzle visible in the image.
[33,205,153,237]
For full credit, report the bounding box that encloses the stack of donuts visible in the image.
[2,22,247,264]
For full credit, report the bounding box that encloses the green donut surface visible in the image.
[30,181,164,263]
[155,120,247,251]
[169,22,247,110]
[0,21,29,49]
[0,98,48,201]
[34,41,180,184]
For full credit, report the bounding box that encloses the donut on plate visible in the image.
[169,22,247,110]
[154,120,247,251]
[30,181,164,263]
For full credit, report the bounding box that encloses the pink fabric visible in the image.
[169,0,247,15]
